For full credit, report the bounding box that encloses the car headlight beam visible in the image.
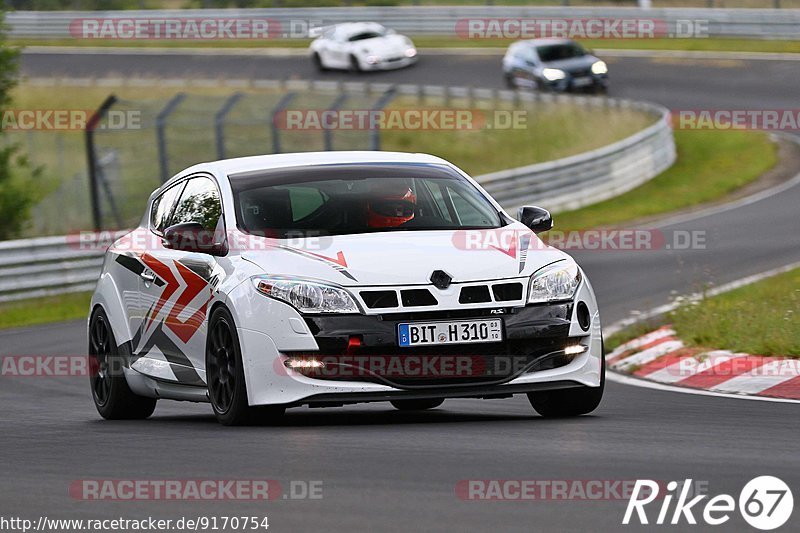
[253,276,360,314]
[591,61,608,75]
[542,68,566,81]
[528,261,582,304]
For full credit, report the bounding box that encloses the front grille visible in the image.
[459,285,491,304]
[571,68,591,77]
[360,290,398,309]
[400,289,437,307]
[492,282,524,301]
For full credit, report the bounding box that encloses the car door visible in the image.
[136,175,224,386]
[110,179,185,351]
[326,30,350,68]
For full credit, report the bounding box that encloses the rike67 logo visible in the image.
[624,476,793,530]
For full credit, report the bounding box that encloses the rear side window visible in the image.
[150,183,184,234]
[170,177,223,232]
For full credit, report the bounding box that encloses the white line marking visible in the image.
[606,260,800,338]
[607,261,800,403]
[607,371,800,404]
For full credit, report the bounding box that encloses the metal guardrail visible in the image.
[480,94,674,213]
[0,82,674,302]
[8,7,800,40]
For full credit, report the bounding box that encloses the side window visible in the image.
[445,184,498,226]
[425,182,453,223]
[286,186,326,221]
[150,183,184,234]
[170,177,223,232]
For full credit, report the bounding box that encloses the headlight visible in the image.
[366,55,379,65]
[253,276,360,314]
[405,48,417,58]
[591,61,608,75]
[528,261,582,304]
[542,68,566,81]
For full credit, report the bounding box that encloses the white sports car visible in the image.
[309,22,417,72]
[88,152,604,426]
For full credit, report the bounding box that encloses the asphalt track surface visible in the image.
[2,49,798,531]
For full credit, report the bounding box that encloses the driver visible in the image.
[366,182,416,228]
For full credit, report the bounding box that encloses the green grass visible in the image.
[12,37,800,55]
[0,292,91,330]
[556,129,778,231]
[382,99,654,176]
[670,268,800,357]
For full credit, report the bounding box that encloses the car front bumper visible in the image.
[233,277,602,407]
[362,55,418,71]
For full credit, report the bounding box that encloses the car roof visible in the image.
[332,22,386,37]
[185,152,451,179]
[517,38,577,48]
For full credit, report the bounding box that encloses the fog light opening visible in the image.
[284,358,325,370]
[576,301,591,331]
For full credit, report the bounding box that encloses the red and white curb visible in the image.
[607,325,800,400]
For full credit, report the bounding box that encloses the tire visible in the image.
[206,306,284,426]
[390,399,444,411]
[89,308,157,420]
[527,343,605,418]
[504,73,517,89]
[348,54,362,74]
[312,52,327,72]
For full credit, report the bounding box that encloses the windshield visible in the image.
[230,164,503,238]
[536,43,587,63]
[348,30,385,42]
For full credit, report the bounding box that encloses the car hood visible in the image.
[239,224,568,287]
[357,35,411,56]
[541,55,599,73]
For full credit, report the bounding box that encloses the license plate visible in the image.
[573,76,593,87]
[397,319,503,347]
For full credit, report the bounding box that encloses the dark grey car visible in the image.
[502,39,608,93]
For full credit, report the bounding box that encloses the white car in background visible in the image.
[88,152,604,426]
[310,22,418,72]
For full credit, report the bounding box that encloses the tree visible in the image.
[0,11,41,241]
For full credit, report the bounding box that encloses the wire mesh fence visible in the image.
[84,84,391,231]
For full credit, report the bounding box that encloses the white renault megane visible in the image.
[88,152,604,425]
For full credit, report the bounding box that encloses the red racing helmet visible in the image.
[366,185,416,228]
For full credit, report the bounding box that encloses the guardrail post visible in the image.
[370,86,397,151]
[156,93,186,184]
[270,92,297,154]
[215,92,243,160]
[324,93,349,151]
[85,95,117,231]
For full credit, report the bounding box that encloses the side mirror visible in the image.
[517,206,553,234]
[163,222,227,256]
[386,28,397,35]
